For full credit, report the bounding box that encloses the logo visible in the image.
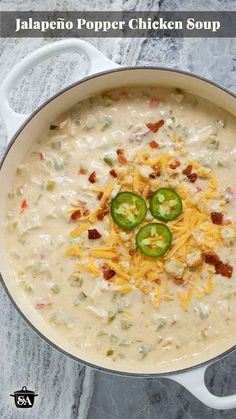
[10,386,38,408]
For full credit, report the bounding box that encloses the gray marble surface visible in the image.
[0,0,236,418]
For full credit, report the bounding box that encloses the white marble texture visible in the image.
[0,0,236,418]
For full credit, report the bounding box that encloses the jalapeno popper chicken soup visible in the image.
[5,86,236,373]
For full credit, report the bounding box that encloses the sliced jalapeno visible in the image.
[110,192,147,230]
[150,188,182,221]
[136,223,172,257]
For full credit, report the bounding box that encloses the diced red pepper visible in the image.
[88,171,96,183]
[148,97,160,108]
[97,192,103,201]
[117,149,127,164]
[169,160,181,170]
[71,210,81,220]
[149,140,159,149]
[146,119,164,133]
[187,173,198,183]
[211,212,224,225]
[88,229,102,239]
[103,268,116,280]
[21,199,28,209]
[109,169,117,178]
[182,164,192,176]
[96,208,109,221]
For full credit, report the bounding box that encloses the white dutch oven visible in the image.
[0,40,236,410]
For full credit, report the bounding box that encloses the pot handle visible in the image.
[169,363,236,410]
[0,39,119,140]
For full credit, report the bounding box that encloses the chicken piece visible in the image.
[164,260,185,279]
[186,249,202,268]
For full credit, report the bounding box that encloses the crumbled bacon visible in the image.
[205,252,233,278]
[215,262,233,278]
[88,229,102,239]
[97,192,103,201]
[21,199,28,209]
[154,278,161,285]
[39,152,45,160]
[96,208,109,220]
[148,97,160,108]
[35,302,52,309]
[211,211,224,225]
[205,252,221,267]
[79,167,87,174]
[182,164,192,176]
[117,149,127,164]
[109,169,117,178]
[88,171,96,183]
[169,160,181,170]
[226,185,233,195]
[146,119,165,133]
[71,210,81,220]
[103,268,116,280]
[149,140,159,149]
[187,173,198,183]
[149,164,161,179]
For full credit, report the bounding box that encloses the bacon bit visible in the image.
[211,212,224,225]
[97,192,104,201]
[88,229,102,240]
[174,278,184,286]
[39,152,45,160]
[117,149,127,164]
[182,280,190,288]
[146,119,165,133]
[109,169,117,178]
[215,262,233,278]
[205,252,233,278]
[169,160,181,170]
[96,208,109,221]
[148,97,160,108]
[103,268,116,280]
[21,199,28,209]
[149,140,159,149]
[182,164,192,176]
[187,173,198,183]
[83,208,90,217]
[149,164,161,179]
[79,167,87,174]
[71,210,81,220]
[205,252,221,267]
[88,171,96,183]
[35,302,52,309]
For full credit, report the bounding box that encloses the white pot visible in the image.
[0,39,236,410]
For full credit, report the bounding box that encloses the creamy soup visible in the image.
[5,86,236,373]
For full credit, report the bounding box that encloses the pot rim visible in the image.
[1,65,236,378]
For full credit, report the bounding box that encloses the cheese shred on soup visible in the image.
[5,86,236,373]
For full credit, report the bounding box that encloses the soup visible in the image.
[5,86,236,373]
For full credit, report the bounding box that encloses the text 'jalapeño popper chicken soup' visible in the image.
[6,87,236,372]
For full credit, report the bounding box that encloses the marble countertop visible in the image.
[0,0,236,418]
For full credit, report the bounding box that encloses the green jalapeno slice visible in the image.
[136,222,172,257]
[150,188,182,221]
[110,192,147,229]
